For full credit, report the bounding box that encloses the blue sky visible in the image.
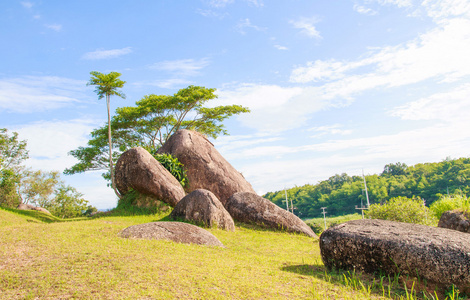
[1,0,470,209]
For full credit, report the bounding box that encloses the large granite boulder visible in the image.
[119,222,224,247]
[157,129,255,206]
[17,203,51,214]
[226,192,317,237]
[438,209,470,233]
[115,147,186,207]
[320,219,470,290]
[170,189,235,231]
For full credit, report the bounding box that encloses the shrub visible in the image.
[429,194,470,220]
[153,153,188,188]
[365,196,437,226]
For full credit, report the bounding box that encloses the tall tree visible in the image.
[64,85,250,181]
[87,71,126,198]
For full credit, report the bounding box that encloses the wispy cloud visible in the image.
[235,18,266,35]
[354,4,378,15]
[274,45,288,50]
[0,76,85,113]
[308,124,353,138]
[148,58,210,76]
[137,78,193,89]
[20,1,34,9]
[82,47,133,60]
[290,17,322,39]
[45,23,62,32]
[205,0,234,8]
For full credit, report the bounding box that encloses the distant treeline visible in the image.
[263,157,470,218]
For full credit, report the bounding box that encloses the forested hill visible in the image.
[263,157,470,218]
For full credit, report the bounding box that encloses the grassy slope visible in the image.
[0,208,448,299]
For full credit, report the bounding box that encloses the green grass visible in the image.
[305,213,363,235]
[0,208,463,299]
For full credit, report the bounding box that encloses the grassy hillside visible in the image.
[0,208,460,299]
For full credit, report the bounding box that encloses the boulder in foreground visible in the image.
[170,189,235,231]
[157,129,255,206]
[119,222,224,247]
[17,203,51,214]
[115,147,186,207]
[320,219,470,290]
[438,209,470,233]
[226,192,317,237]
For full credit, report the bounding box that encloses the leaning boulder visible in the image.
[119,222,225,247]
[320,219,470,290]
[438,209,470,233]
[157,129,255,206]
[115,147,186,207]
[17,203,51,214]
[170,189,235,231]
[226,192,317,237]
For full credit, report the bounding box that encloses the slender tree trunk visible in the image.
[107,95,121,199]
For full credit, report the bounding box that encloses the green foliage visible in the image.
[366,196,437,225]
[153,153,187,187]
[429,194,470,220]
[87,71,126,100]
[306,214,362,235]
[108,189,168,216]
[0,128,29,170]
[0,168,21,208]
[45,185,89,218]
[64,85,250,182]
[264,157,470,218]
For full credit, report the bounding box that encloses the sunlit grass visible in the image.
[0,208,464,299]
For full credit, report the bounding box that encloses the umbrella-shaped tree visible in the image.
[87,71,126,198]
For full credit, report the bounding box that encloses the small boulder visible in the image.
[170,189,235,231]
[157,129,255,206]
[438,209,470,233]
[119,222,225,247]
[17,203,51,214]
[226,192,317,237]
[320,219,470,290]
[115,147,186,207]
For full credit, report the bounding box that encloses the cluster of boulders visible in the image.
[116,129,316,247]
[16,203,51,214]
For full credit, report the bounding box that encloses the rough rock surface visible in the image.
[438,209,470,233]
[115,147,186,207]
[17,203,51,214]
[157,129,255,206]
[320,219,470,289]
[170,189,235,231]
[226,192,317,237]
[119,222,224,247]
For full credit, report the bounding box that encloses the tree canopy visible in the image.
[264,157,470,218]
[64,85,250,180]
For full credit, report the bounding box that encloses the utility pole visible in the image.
[290,197,294,214]
[362,169,370,208]
[321,207,327,231]
[282,188,289,211]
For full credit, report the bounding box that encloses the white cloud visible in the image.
[149,58,210,76]
[290,18,470,92]
[274,45,288,50]
[370,0,413,8]
[82,47,133,60]
[12,119,99,172]
[0,76,85,113]
[45,23,62,32]
[20,1,34,9]
[138,78,193,89]
[245,0,264,7]
[390,83,470,121]
[235,18,266,35]
[290,17,322,39]
[206,0,234,8]
[353,4,378,15]
[422,0,470,20]
[308,124,353,138]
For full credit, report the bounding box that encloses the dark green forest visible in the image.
[263,157,470,218]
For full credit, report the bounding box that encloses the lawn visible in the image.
[0,208,458,299]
